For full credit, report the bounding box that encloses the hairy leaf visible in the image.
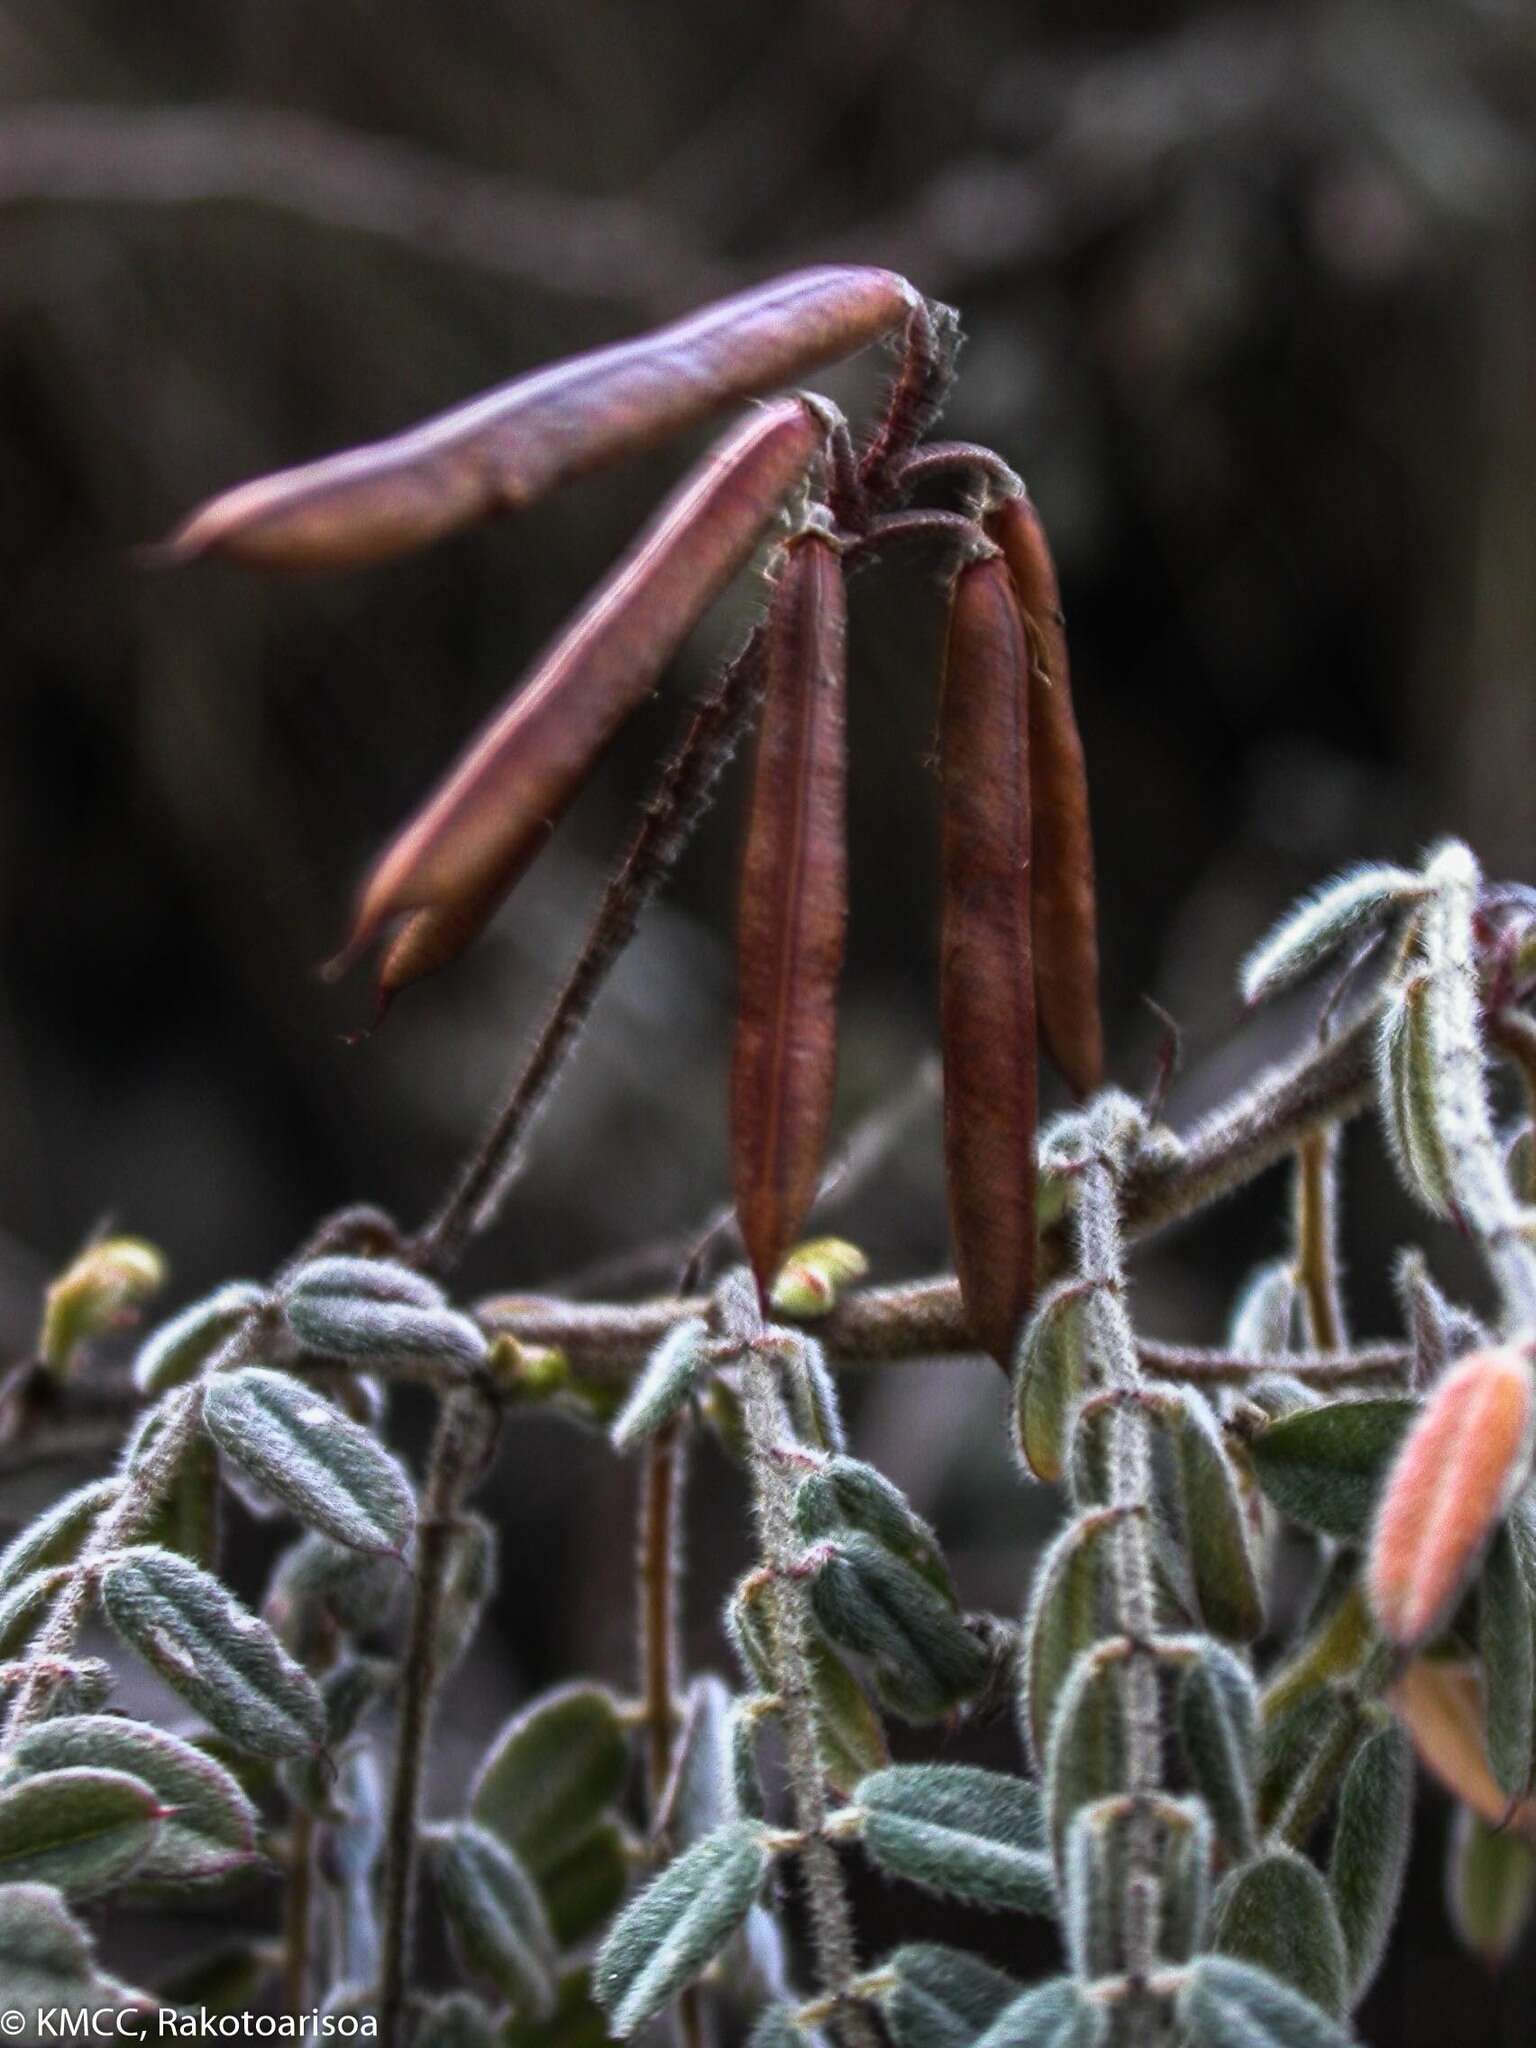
[854,1764,1051,1914]
[594,1821,768,2037]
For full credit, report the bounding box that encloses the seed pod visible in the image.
[940,553,1038,1369]
[431,1821,558,2015]
[1240,865,1427,1008]
[1209,1846,1348,2016]
[0,1716,259,1892]
[594,1820,770,2037]
[1447,1803,1536,1966]
[852,1763,1052,1915]
[169,268,912,570]
[133,1282,268,1395]
[730,529,848,1299]
[879,1944,1021,2048]
[0,1767,164,1896]
[101,1546,324,1758]
[1368,1344,1535,1646]
[1327,1719,1412,2003]
[985,495,1102,1099]
[204,1367,416,1557]
[471,1684,630,1882]
[1177,1957,1354,2048]
[341,399,825,998]
[611,1319,710,1452]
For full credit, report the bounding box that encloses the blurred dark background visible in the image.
[1,0,1534,2034]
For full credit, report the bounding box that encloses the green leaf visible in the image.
[1019,1509,1121,1773]
[1480,1524,1535,1804]
[540,1821,631,1951]
[0,1880,153,2024]
[806,1532,987,1722]
[1258,1686,1366,1845]
[972,1979,1104,2048]
[432,1821,558,2015]
[203,1367,415,1555]
[133,1282,268,1395]
[727,1574,887,1795]
[1446,1803,1536,1967]
[1210,1847,1348,2017]
[1179,1957,1356,2048]
[1249,1400,1416,1539]
[472,1684,630,1880]
[879,1944,1020,2048]
[101,1545,324,1758]
[0,1716,258,1890]
[268,1531,404,1650]
[1327,1720,1412,2002]
[283,1277,486,1371]
[656,1675,734,1846]
[594,1821,768,2037]
[0,1768,162,1896]
[611,1321,709,1452]
[132,1410,221,1570]
[746,2003,821,2048]
[286,1255,447,1307]
[1377,971,1454,1218]
[1241,866,1425,1007]
[1229,1259,1307,1355]
[1062,1794,1210,1978]
[1044,1646,1127,1865]
[0,1480,118,1595]
[1151,1387,1264,1642]
[780,1335,846,1454]
[0,1566,72,1661]
[794,1458,953,1600]
[1178,1639,1258,1862]
[503,1969,618,2048]
[1013,1282,1094,1483]
[436,1513,498,1675]
[854,1764,1051,1914]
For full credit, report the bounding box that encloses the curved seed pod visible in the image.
[101,1546,324,1758]
[1209,1846,1348,2017]
[0,1767,164,1896]
[878,1944,1021,2048]
[203,1367,416,1557]
[594,1820,769,2037]
[1447,1803,1536,1966]
[342,398,825,998]
[985,495,1101,1099]
[169,268,912,570]
[731,530,848,1299]
[1327,1718,1412,2003]
[852,1763,1051,1914]
[0,1716,258,1891]
[940,553,1038,1369]
[1367,1344,1534,1646]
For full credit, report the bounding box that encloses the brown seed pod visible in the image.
[167,267,914,571]
[731,529,848,1303]
[986,492,1103,1099]
[939,550,1039,1371]
[341,396,825,998]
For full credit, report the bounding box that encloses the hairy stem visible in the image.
[284,1808,316,2015]
[1294,1129,1345,1350]
[738,1336,877,2048]
[417,627,768,1275]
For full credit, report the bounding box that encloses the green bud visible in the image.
[0,1716,258,1891]
[471,1684,630,1881]
[41,1238,166,1381]
[878,1944,1020,2048]
[1328,1719,1412,2002]
[1210,1846,1348,2017]
[1240,865,1425,1008]
[0,1768,163,1896]
[769,1238,868,1319]
[431,1821,558,2014]
[101,1545,324,1758]
[611,1320,709,1452]
[204,1367,416,1556]
[853,1764,1051,1914]
[133,1282,268,1395]
[594,1821,769,2037]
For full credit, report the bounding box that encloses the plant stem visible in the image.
[737,1336,877,2048]
[417,626,768,1275]
[378,1387,493,2048]
[1295,1128,1344,1350]
[284,1807,315,2015]
[640,1420,687,1813]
